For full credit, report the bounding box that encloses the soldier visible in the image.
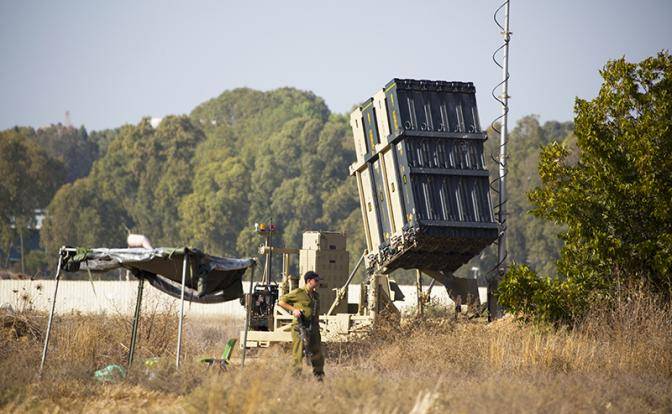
[278,271,325,380]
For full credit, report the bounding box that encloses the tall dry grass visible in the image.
[1,288,671,413]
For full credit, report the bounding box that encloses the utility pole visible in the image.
[489,0,511,321]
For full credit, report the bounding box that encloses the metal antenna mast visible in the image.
[489,0,511,321]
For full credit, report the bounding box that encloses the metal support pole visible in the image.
[127,277,144,367]
[176,252,188,368]
[281,253,290,295]
[490,0,511,322]
[241,263,256,368]
[426,278,436,296]
[327,251,365,316]
[262,230,272,286]
[416,270,423,315]
[369,275,379,323]
[39,250,64,376]
[268,229,272,284]
[282,253,289,278]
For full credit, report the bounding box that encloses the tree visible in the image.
[92,116,205,246]
[499,51,672,323]
[461,117,572,281]
[39,87,356,275]
[31,124,99,183]
[89,126,123,157]
[0,129,65,269]
[40,179,131,256]
[179,155,250,256]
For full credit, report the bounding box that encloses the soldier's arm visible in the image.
[278,291,302,318]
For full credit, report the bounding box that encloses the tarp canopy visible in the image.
[60,247,255,304]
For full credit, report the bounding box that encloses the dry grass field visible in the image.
[1,291,671,413]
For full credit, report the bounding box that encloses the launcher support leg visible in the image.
[427,278,436,296]
[327,251,365,316]
[127,277,144,367]
[488,278,502,321]
[176,252,188,368]
[415,269,423,317]
[241,263,256,368]
[39,250,64,377]
[455,295,462,320]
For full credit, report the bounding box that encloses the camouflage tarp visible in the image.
[61,247,254,303]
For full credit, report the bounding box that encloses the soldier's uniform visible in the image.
[279,287,325,378]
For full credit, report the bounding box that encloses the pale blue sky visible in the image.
[1,1,670,131]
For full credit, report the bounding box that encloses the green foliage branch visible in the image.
[499,51,672,324]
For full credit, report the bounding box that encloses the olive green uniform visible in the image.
[279,287,324,377]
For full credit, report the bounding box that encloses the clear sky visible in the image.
[1,0,670,132]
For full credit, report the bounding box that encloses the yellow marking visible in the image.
[402,175,407,184]
[393,111,398,129]
[369,130,374,149]
[368,202,372,212]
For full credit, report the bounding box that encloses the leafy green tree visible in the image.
[500,51,672,323]
[315,115,365,273]
[0,129,65,268]
[191,87,330,163]
[31,124,99,182]
[237,116,327,255]
[89,126,124,158]
[40,179,131,256]
[506,116,571,275]
[41,116,205,254]
[462,117,572,280]
[92,116,205,245]
[180,155,250,255]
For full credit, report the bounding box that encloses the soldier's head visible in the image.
[304,271,320,291]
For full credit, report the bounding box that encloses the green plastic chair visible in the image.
[199,338,237,370]
[94,364,126,383]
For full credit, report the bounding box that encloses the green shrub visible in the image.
[498,263,606,325]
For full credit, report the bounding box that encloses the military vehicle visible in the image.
[241,78,498,347]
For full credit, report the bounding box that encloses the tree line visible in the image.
[0,88,570,283]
